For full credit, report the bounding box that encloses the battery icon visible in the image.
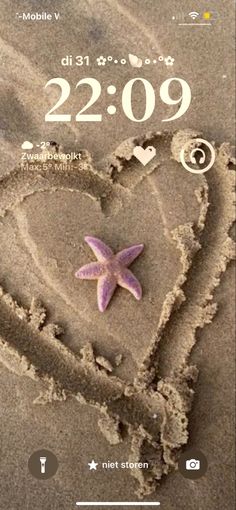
[203,11,220,22]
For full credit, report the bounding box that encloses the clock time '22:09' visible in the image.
[44,77,191,122]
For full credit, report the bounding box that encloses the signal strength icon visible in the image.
[188,11,199,20]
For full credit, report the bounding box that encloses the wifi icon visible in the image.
[189,11,199,20]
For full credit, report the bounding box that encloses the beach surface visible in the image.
[0,1,235,509]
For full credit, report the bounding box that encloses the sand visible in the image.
[0,1,235,509]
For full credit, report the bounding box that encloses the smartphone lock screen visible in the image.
[0,2,235,510]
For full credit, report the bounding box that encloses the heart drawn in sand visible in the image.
[1,129,234,496]
[133,145,156,166]
[8,132,204,373]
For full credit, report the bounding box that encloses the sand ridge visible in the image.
[0,130,235,497]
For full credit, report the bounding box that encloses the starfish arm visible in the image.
[116,244,144,267]
[97,275,117,312]
[117,268,142,300]
[84,236,114,262]
[75,262,103,280]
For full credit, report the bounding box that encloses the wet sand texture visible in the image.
[0,130,235,497]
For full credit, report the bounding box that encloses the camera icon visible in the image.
[186,459,200,470]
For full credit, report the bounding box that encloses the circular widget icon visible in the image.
[28,449,58,480]
[178,448,208,480]
[180,138,215,174]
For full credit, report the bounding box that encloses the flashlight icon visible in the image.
[39,456,47,474]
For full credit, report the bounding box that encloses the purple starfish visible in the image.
[75,236,144,312]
